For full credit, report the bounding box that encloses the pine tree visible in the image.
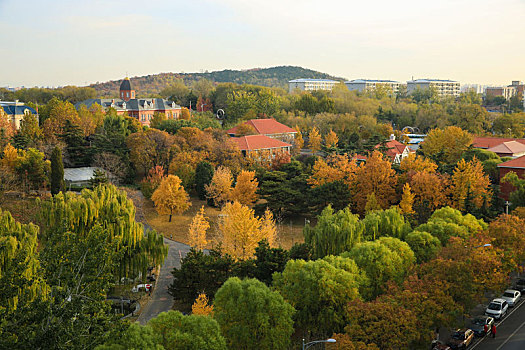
[50,146,64,196]
[195,161,214,200]
[89,169,108,188]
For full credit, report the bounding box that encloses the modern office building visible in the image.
[345,79,402,95]
[288,79,339,93]
[407,79,461,98]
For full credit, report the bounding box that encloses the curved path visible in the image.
[137,225,191,325]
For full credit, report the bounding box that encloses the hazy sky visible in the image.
[1,0,524,87]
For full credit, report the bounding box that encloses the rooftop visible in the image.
[64,167,103,182]
[345,79,400,84]
[497,155,525,169]
[289,79,339,83]
[227,119,297,135]
[119,77,132,91]
[487,141,525,155]
[232,135,292,151]
[473,137,525,149]
[408,79,458,83]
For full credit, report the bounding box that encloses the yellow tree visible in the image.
[451,158,492,211]
[192,293,214,316]
[293,125,304,155]
[230,170,258,207]
[324,129,339,149]
[399,153,438,174]
[354,151,397,213]
[399,183,415,215]
[188,206,209,250]
[218,201,276,260]
[410,171,450,211]
[1,143,20,170]
[151,175,191,222]
[420,126,473,164]
[308,155,358,187]
[309,127,321,154]
[205,166,233,207]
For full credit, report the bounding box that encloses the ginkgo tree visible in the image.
[152,174,191,222]
[188,206,209,251]
[218,201,276,260]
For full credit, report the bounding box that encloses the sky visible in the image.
[1,0,525,87]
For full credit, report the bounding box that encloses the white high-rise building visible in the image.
[288,79,339,93]
[407,79,460,98]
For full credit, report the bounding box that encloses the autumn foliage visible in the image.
[188,206,209,250]
[151,175,191,222]
[230,170,258,207]
[192,293,214,316]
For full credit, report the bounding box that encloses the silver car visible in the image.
[501,289,521,307]
[485,298,509,320]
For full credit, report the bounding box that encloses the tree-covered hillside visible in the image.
[90,66,345,97]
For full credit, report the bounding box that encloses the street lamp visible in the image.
[302,338,336,350]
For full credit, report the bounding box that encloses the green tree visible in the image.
[361,207,412,241]
[50,146,64,196]
[195,161,215,200]
[304,205,363,259]
[148,311,226,350]
[89,169,109,187]
[214,277,294,350]
[252,240,289,285]
[95,323,163,350]
[343,241,405,299]
[16,147,49,192]
[273,256,367,336]
[502,172,525,208]
[404,231,441,263]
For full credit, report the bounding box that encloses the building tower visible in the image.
[119,77,135,102]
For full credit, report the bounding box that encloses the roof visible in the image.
[376,139,408,158]
[75,98,180,111]
[345,79,400,84]
[232,135,292,151]
[289,79,338,83]
[488,141,525,155]
[497,155,525,169]
[408,79,458,83]
[1,104,37,115]
[64,167,103,182]
[120,78,132,91]
[473,137,525,149]
[227,119,297,135]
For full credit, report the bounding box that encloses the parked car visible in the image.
[431,340,451,350]
[515,278,525,292]
[485,298,509,319]
[469,316,494,337]
[501,289,521,307]
[447,329,474,349]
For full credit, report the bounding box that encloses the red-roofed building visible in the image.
[227,119,298,143]
[473,137,525,149]
[497,155,525,200]
[488,141,525,158]
[376,138,411,164]
[231,135,292,158]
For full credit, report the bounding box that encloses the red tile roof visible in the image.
[376,140,408,158]
[488,141,525,155]
[473,137,525,149]
[232,135,292,151]
[497,155,525,169]
[227,119,297,135]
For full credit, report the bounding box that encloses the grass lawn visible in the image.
[143,197,305,250]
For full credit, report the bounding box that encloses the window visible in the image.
[126,92,129,98]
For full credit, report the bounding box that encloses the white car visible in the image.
[501,289,521,307]
[485,298,509,319]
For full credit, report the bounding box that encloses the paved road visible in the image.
[471,297,525,350]
[137,226,191,325]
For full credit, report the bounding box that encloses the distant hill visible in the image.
[90,66,346,97]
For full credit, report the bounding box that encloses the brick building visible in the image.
[227,119,298,143]
[497,155,525,200]
[76,78,181,126]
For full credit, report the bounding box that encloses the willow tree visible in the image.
[303,205,363,259]
[361,207,412,241]
[38,184,167,280]
[0,208,48,314]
